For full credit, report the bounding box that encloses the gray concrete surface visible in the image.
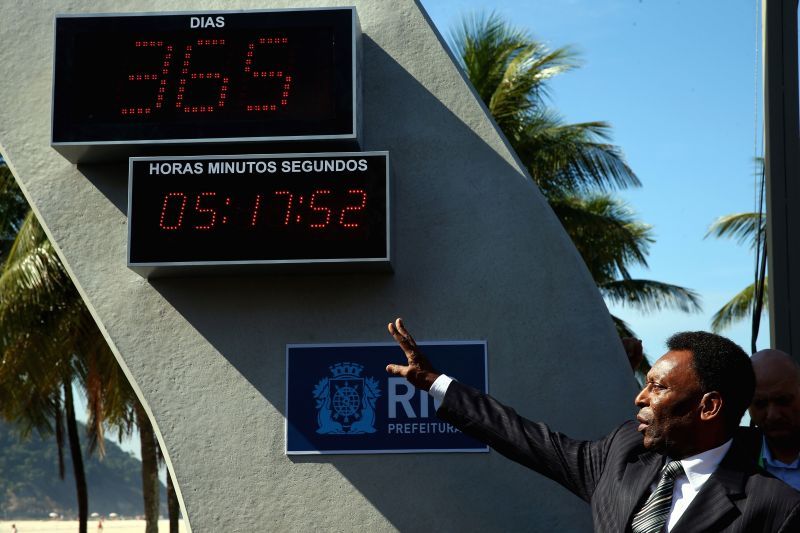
[0,1,639,531]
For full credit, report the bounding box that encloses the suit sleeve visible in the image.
[437,380,622,502]
[779,502,800,533]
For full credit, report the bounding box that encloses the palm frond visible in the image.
[451,13,638,196]
[706,212,765,248]
[710,279,768,332]
[551,193,653,283]
[515,118,641,195]
[489,45,577,129]
[451,12,532,103]
[610,314,636,338]
[601,279,702,314]
[451,12,578,130]
[0,165,29,258]
[0,205,135,450]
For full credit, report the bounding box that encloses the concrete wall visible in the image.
[0,1,639,530]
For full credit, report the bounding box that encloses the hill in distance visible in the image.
[0,418,167,519]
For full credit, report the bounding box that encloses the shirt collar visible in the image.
[670,439,733,492]
[761,436,800,469]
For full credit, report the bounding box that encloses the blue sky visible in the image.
[96,0,766,457]
[421,0,767,360]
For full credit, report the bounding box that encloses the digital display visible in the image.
[127,153,389,275]
[52,9,359,159]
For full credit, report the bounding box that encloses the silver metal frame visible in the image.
[127,151,391,277]
[51,7,361,162]
[284,341,490,455]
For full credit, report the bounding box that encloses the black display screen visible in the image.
[53,9,357,145]
[128,153,389,271]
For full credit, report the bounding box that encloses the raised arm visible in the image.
[384,317,614,502]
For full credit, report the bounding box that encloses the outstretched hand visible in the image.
[385,318,440,391]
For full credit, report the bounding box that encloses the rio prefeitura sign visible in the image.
[285,342,488,454]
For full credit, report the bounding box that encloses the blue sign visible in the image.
[285,341,488,454]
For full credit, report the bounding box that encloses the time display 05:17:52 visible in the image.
[157,187,369,231]
[127,154,389,268]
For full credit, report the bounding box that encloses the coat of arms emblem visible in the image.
[313,362,381,434]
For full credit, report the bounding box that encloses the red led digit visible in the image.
[308,189,332,228]
[193,192,218,230]
[274,190,293,226]
[176,40,230,113]
[159,192,187,230]
[249,194,262,226]
[121,41,173,116]
[243,37,292,112]
[339,189,368,228]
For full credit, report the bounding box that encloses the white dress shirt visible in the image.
[428,374,454,404]
[428,374,733,532]
[663,439,732,531]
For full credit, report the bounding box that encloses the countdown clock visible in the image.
[52,8,360,162]
[127,152,390,277]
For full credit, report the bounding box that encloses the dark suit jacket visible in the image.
[438,381,800,532]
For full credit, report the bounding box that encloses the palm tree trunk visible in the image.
[135,401,160,533]
[167,470,180,533]
[64,380,88,533]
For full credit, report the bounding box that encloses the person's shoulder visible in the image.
[733,428,800,501]
[603,420,647,455]
[747,467,800,502]
[733,425,763,452]
[611,419,643,442]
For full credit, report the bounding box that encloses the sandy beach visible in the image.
[0,520,187,532]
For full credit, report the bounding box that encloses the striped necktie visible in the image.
[630,460,685,533]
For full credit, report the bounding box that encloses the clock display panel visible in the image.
[127,153,389,271]
[52,9,358,147]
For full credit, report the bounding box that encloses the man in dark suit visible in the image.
[385,318,800,532]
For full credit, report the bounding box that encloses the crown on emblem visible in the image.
[330,362,364,378]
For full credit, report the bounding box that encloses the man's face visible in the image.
[634,350,705,457]
[750,362,800,444]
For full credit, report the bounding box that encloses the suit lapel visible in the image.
[669,475,742,533]
[620,451,663,528]
[670,433,755,533]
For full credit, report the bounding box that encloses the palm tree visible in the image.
[0,166,163,531]
[157,439,181,533]
[451,13,701,359]
[0,206,90,532]
[705,211,767,332]
[136,401,160,533]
